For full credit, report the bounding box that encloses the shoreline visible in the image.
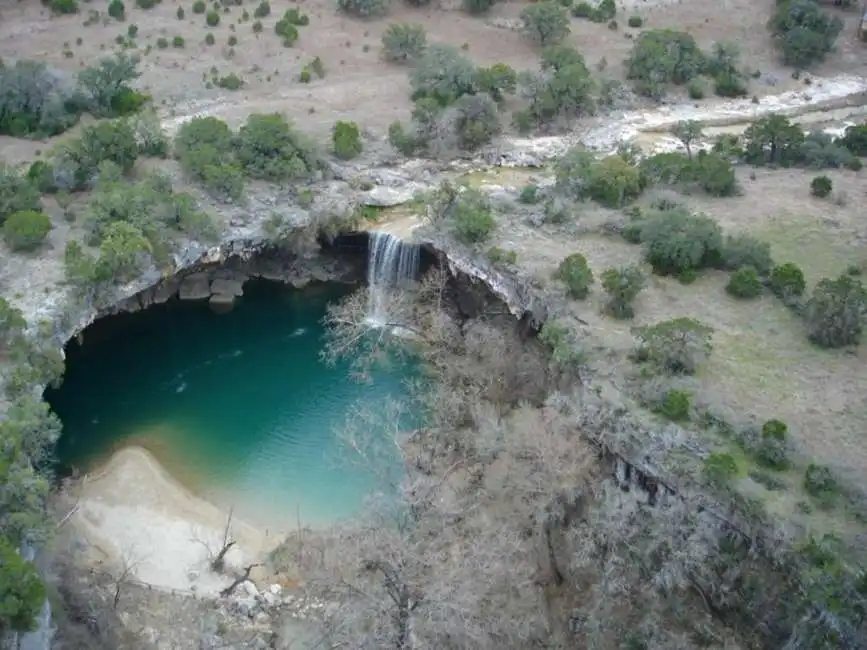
[67,445,283,596]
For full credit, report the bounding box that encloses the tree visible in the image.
[462,0,495,14]
[0,59,78,138]
[633,317,713,374]
[381,23,427,63]
[0,164,41,225]
[601,265,645,318]
[0,538,46,636]
[332,120,363,160]
[55,119,139,190]
[94,221,152,282]
[720,234,774,276]
[520,2,571,47]
[804,274,867,348]
[77,53,144,117]
[555,253,594,299]
[0,298,26,345]
[522,58,597,125]
[625,29,706,98]
[452,94,501,150]
[3,210,52,252]
[768,0,843,69]
[743,114,805,166]
[640,206,723,276]
[410,44,477,106]
[770,262,806,300]
[235,113,318,182]
[582,155,643,207]
[672,120,703,160]
[726,267,763,299]
[474,63,517,104]
[451,189,495,243]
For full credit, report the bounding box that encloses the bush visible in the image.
[94,221,152,282]
[693,151,738,197]
[252,20,263,32]
[49,0,78,14]
[206,10,220,26]
[3,211,52,252]
[474,63,517,104]
[332,121,362,160]
[174,116,243,198]
[769,0,842,69]
[520,2,571,47]
[234,113,317,182]
[136,0,158,8]
[770,262,806,299]
[640,206,723,276]
[687,77,707,100]
[177,6,185,18]
[743,114,805,166]
[216,73,243,90]
[601,265,644,318]
[755,419,789,470]
[522,51,596,124]
[0,60,80,138]
[0,538,46,635]
[804,463,839,501]
[726,267,763,299]
[253,0,270,17]
[626,29,705,98]
[173,36,186,48]
[584,155,643,207]
[654,389,691,421]
[838,124,867,156]
[555,253,594,299]
[338,0,390,17]
[805,274,867,348]
[462,0,495,14]
[453,94,501,150]
[633,317,713,374]
[703,452,739,487]
[410,44,476,106]
[627,15,642,28]
[205,32,216,45]
[721,234,773,276]
[452,189,495,243]
[519,184,539,204]
[193,0,206,12]
[108,0,126,19]
[0,166,42,225]
[275,14,299,44]
[810,175,832,198]
[77,53,144,118]
[572,0,614,21]
[713,71,748,98]
[156,37,169,49]
[382,23,426,63]
[487,246,517,265]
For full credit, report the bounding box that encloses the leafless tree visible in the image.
[100,545,145,610]
[191,507,236,573]
[220,562,263,598]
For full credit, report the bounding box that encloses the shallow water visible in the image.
[47,281,414,529]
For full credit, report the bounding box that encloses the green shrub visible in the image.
[770,262,806,299]
[654,389,691,421]
[0,166,42,225]
[253,0,270,17]
[206,10,220,26]
[627,14,642,28]
[236,113,318,182]
[487,246,517,265]
[838,124,867,156]
[804,463,839,501]
[601,265,644,318]
[0,538,46,635]
[252,20,263,32]
[337,0,390,17]
[193,0,206,12]
[640,207,723,276]
[687,77,707,100]
[713,71,748,98]
[307,56,325,78]
[519,184,539,204]
[177,6,185,18]
[626,29,705,99]
[136,0,158,8]
[227,35,237,46]
[275,14,299,44]
[108,0,126,19]
[299,69,312,83]
[520,2,571,47]
[49,0,79,14]
[332,121,362,160]
[94,221,152,282]
[703,452,739,487]
[216,73,243,90]
[452,190,495,244]
[726,267,763,299]
[205,32,216,45]
[156,37,169,49]
[173,36,186,48]
[769,0,842,69]
[805,274,867,348]
[127,24,139,38]
[3,211,52,251]
[453,94,501,150]
[743,114,805,166]
[721,234,773,275]
[586,155,643,207]
[555,253,594,299]
[810,175,832,198]
[382,23,427,63]
[410,44,476,106]
[756,419,789,470]
[633,317,713,374]
[283,7,309,25]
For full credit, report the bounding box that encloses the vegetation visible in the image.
[726,267,763,299]
[338,0,390,18]
[639,206,723,277]
[555,253,594,299]
[768,0,842,69]
[332,121,363,160]
[382,23,427,63]
[520,2,571,47]
[3,211,52,252]
[601,265,644,318]
[409,44,476,106]
[810,175,832,198]
[626,29,705,98]
[633,317,713,374]
[804,274,867,348]
[770,262,806,300]
[451,189,495,243]
[554,147,642,206]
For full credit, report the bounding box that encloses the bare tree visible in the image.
[672,119,704,161]
[220,562,263,598]
[191,507,237,573]
[101,545,144,610]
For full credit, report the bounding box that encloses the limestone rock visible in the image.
[362,184,420,207]
[178,273,211,301]
[153,279,180,304]
[210,277,245,297]
[209,293,236,314]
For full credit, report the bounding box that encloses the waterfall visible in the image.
[366,232,420,327]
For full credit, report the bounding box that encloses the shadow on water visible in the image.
[45,279,418,530]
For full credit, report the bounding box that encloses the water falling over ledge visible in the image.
[366,232,421,327]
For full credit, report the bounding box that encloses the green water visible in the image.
[46,280,414,529]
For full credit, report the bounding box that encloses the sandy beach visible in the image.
[67,446,281,596]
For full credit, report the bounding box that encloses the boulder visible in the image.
[362,184,421,207]
[210,277,245,297]
[209,293,236,314]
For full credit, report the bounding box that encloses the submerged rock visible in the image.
[209,293,236,314]
[178,273,211,301]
